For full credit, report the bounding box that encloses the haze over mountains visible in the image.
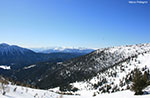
[31,47,95,54]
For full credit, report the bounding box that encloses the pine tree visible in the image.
[131,68,147,95]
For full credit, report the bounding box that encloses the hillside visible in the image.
[0,83,150,98]
[0,75,150,98]
[67,50,150,96]
[36,43,150,89]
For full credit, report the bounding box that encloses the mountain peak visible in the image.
[0,43,10,47]
[0,43,35,56]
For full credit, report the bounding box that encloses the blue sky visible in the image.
[0,0,149,48]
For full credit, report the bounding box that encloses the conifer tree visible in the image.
[131,68,147,95]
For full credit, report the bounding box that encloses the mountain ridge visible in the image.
[0,43,35,55]
[35,43,150,89]
[0,43,87,69]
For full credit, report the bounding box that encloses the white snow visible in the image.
[0,84,60,98]
[31,46,95,53]
[0,84,150,98]
[0,65,10,70]
[58,43,150,96]
[24,65,36,69]
[93,90,150,98]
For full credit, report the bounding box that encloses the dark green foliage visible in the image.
[0,52,85,87]
[112,85,119,92]
[130,68,148,95]
[93,92,96,96]
[0,52,85,69]
[59,85,78,92]
[93,78,107,89]
[106,85,111,93]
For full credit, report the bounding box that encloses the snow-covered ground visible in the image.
[49,43,150,96]
[24,64,36,69]
[94,90,150,98]
[0,84,60,98]
[67,52,150,96]
[0,84,150,98]
[0,65,11,70]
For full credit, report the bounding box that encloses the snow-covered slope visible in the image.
[37,43,150,89]
[68,52,150,96]
[0,84,150,98]
[47,43,150,96]
[0,84,60,98]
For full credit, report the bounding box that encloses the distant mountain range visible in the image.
[0,43,90,69]
[31,47,95,54]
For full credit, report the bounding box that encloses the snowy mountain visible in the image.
[68,50,150,96]
[0,43,86,69]
[0,43,35,56]
[0,43,40,69]
[31,47,95,54]
[1,43,150,97]
[31,43,150,95]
